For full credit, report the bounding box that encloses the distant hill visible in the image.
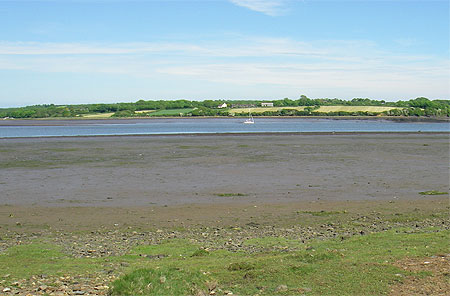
[1,96,448,119]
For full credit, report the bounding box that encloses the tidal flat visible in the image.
[0,133,448,295]
[0,133,448,206]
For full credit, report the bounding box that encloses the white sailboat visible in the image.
[243,110,254,124]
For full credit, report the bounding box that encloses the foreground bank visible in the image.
[0,199,448,295]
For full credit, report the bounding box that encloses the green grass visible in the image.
[0,243,101,280]
[148,108,195,116]
[419,190,448,195]
[1,230,448,295]
[109,229,450,295]
[110,267,210,295]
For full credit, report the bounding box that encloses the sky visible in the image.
[0,0,448,108]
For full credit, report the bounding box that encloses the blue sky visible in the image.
[0,0,448,107]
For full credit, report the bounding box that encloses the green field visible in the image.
[148,108,195,116]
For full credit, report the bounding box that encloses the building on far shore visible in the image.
[217,103,228,108]
[261,102,274,107]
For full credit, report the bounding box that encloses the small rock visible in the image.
[298,287,312,293]
[2,287,11,293]
[38,284,48,291]
[276,284,288,292]
[159,276,166,283]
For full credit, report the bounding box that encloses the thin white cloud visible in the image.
[229,0,288,16]
[0,39,384,61]
[0,38,448,100]
[0,41,206,55]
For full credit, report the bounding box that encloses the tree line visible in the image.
[1,96,448,118]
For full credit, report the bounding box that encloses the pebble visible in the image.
[276,284,288,292]
[38,284,48,291]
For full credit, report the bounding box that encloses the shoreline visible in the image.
[1,131,449,140]
[0,131,450,141]
[1,115,448,126]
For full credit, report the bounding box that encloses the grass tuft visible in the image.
[109,267,209,295]
[227,261,255,271]
[191,248,210,257]
[419,190,448,195]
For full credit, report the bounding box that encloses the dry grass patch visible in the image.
[82,113,115,118]
[231,107,306,114]
[135,110,156,114]
[389,254,450,296]
[316,106,402,112]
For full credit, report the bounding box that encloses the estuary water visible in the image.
[0,118,448,138]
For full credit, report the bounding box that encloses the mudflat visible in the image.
[1,133,448,208]
[0,132,448,230]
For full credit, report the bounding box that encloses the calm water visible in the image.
[0,118,448,138]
